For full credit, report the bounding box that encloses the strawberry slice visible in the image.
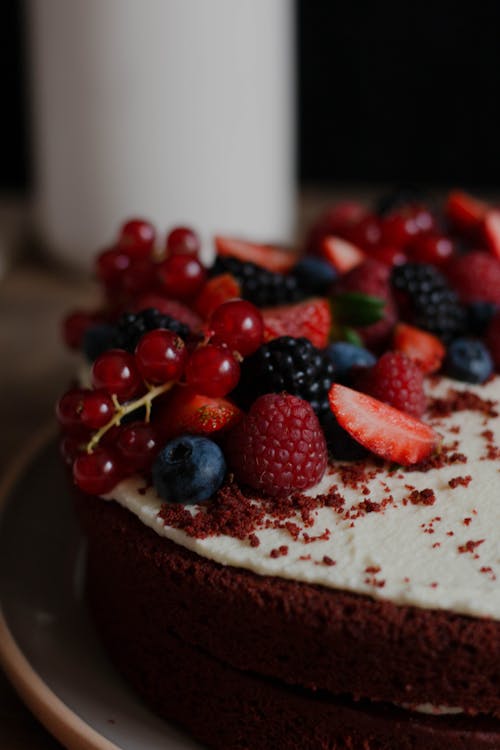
[155,387,243,441]
[194,274,242,319]
[328,384,438,466]
[393,323,445,374]
[132,293,203,330]
[215,236,297,273]
[262,298,332,348]
[445,191,489,235]
[321,236,366,273]
[483,210,500,260]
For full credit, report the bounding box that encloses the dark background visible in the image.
[3,1,500,193]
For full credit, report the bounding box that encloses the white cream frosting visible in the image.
[105,376,500,620]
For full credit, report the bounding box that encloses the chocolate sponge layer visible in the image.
[77,493,500,725]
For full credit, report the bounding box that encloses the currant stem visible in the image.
[86,381,174,453]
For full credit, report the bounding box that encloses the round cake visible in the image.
[58,196,500,749]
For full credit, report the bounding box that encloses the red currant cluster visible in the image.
[57,218,266,497]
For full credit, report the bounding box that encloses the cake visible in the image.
[58,194,500,749]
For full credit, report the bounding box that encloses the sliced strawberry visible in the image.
[194,273,242,319]
[328,384,438,466]
[445,191,489,235]
[155,387,242,441]
[262,298,332,348]
[131,293,203,330]
[483,210,500,260]
[393,323,445,374]
[215,236,297,273]
[321,236,366,273]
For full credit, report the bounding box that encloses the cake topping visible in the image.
[152,435,226,505]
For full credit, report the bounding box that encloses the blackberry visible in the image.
[210,256,304,307]
[115,308,191,353]
[390,263,466,342]
[235,336,335,422]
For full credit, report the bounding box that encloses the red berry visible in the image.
[166,226,200,257]
[158,255,206,299]
[446,251,500,304]
[116,422,159,471]
[342,214,382,250]
[445,191,489,236]
[119,219,155,258]
[96,247,130,285]
[132,294,203,330]
[485,311,500,370]
[209,299,264,356]
[370,245,408,267]
[226,393,327,496]
[62,311,100,350]
[73,447,122,495]
[155,386,243,440]
[186,344,240,397]
[135,329,187,384]
[328,384,438,466]
[305,201,368,255]
[410,234,455,266]
[262,297,332,349]
[483,210,500,260]
[393,323,445,374]
[215,236,297,273]
[92,349,142,401]
[381,206,435,248]
[56,388,88,430]
[59,434,85,466]
[320,236,366,273]
[357,351,427,417]
[194,273,242,319]
[80,389,115,429]
[118,257,157,297]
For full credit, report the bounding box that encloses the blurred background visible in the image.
[1,1,500,747]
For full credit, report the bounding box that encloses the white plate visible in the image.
[0,425,203,750]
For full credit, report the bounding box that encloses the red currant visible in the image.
[186,344,240,397]
[116,422,159,471]
[370,245,409,266]
[118,258,157,297]
[410,234,455,266]
[158,255,206,300]
[80,389,115,429]
[96,247,131,285]
[62,311,100,350]
[59,434,86,466]
[92,350,142,401]
[135,330,187,384]
[56,388,88,430]
[209,299,264,356]
[73,447,122,495]
[166,226,200,257]
[343,214,381,250]
[119,219,156,258]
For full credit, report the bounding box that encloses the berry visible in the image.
[445,191,488,235]
[210,256,303,307]
[370,245,408,267]
[116,422,159,471]
[483,210,500,259]
[328,384,438,466]
[226,393,327,496]
[118,219,155,258]
[135,329,187,384]
[82,323,117,362]
[357,351,427,417]
[410,234,455,266]
[132,294,202,330]
[391,262,466,342]
[56,388,88,431]
[209,299,264,356]
[158,255,206,299]
[96,247,130,286]
[290,256,338,295]
[380,205,435,248]
[466,301,497,336]
[486,311,500,369]
[262,297,332,349]
[59,434,85,466]
[444,338,494,384]
[445,251,500,305]
[305,201,367,255]
[63,311,101,350]
[320,236,366,273]
[92,349,142,401]
[325,341,376,381]
[215,235,297,273]
[117,257,157,297]
[152,435,226,504]
[195,273,242,319]
[155,387,242,440]
[186,344,240,397]
[235,337,335,424]
[80,389,115,428]
[73,447,122,495]
[342,214,382,251]
[166,226,200,257]
[393,323,445,374]
[115,309,190,353]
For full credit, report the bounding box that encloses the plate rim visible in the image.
[0,422,121,750]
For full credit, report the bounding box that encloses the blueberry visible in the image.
[152,435,226,504]
[325,342,376,382]
[466,302,497,336]
[444,338,493,384]
[292,257,338,295]
[82,323,117,362]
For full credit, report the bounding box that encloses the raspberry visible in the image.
[485,311,500,370]
[226,394,327,496]
[210,256,303,307]
[446,251,500,305]
[357,351,427,417]
[335,259,397,349]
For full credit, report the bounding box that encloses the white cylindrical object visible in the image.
[28,0,295,270]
